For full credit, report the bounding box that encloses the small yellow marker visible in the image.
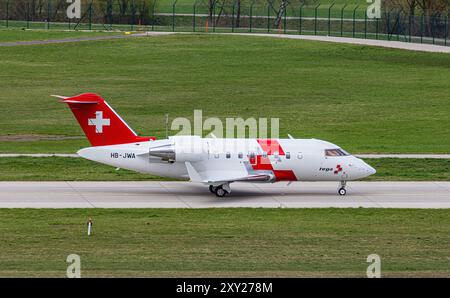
[124,31,132,35]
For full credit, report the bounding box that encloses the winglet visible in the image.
[185,162,203,182]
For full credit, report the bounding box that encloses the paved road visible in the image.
[221,33,450,53]
[0,181,449,208]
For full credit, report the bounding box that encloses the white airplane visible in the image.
[56,93,376,197]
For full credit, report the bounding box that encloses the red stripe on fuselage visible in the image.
[257,139,285,155]
[272,170,297,181]
[250,139,297,181]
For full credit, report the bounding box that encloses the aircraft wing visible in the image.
[185,162,273,184]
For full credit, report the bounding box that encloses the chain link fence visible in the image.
[1,0,449,46]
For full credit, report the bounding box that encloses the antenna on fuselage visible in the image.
[288,134,295,140]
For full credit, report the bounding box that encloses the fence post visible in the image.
[446,13,449,46]
[364,8,367,38]
[152,0,156,31]
[397,11,401,41]
[26,1,30,29]
[193,1,197,32]
[47,0,51,29]
[89,1,93,30]
[352,5,359,38]
[172,0,177,32]
[298,3,304,34]
[340,4,347,37]
[419,13,423,43]
[5,0,9,28]
[408,13,412,42]
[328,3,335,36]
[131,0,136,31]
[314,4,320,35]
[249,0,255,33]
[212,0,216,32]
[283,3,287,34]
[232,0,235,32]
[432,15,435,44]
[267,2,270,33]
[387,11,391,40]
[376,17,379,39]
[108,0,113,30]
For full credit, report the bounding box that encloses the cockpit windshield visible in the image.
[325,148,350,157]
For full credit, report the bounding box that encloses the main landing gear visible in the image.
[338,181,347,196]
[209,183,231,197]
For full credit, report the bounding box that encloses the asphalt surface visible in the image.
[1,181,449,208]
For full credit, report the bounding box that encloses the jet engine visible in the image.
[149,136,207,162]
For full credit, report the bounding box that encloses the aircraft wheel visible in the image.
[338,188,347,196]
[215,187,228,198]
[209,185,217,194]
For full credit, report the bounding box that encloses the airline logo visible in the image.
[88,111,110,133]
[334,164,343,174]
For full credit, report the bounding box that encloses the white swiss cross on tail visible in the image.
[88,111,110,133]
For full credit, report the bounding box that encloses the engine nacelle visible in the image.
[173,136,206,162]
[149,136,207,162]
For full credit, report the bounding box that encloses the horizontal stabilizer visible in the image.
[50,95,69,100]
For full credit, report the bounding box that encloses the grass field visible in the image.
[0,208,449,277]
[0,32,449,155]
[0,157,449,181]
[0,29,116,42]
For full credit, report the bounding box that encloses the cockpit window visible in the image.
[325,149,349,157]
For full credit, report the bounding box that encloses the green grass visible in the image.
[0,29,117,42]
[0,32,449,154]
[0,208,449,277]
[0,157,449,181]
[365,158,450,181]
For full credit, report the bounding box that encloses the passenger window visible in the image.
[249,152,256,159]
[262,152,268,158]
[214,153,219,159]
[238,152,243,159]
[226,152,231,159]
[297,152,303,159]
[286,152,291,159]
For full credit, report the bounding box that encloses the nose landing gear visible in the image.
[338,181,347,196]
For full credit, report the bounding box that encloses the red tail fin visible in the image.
[58,93,154,146]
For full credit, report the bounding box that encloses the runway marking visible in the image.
[65,181,96,208]
[158,181,192,208]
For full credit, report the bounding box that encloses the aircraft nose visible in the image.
[360,160,376,177]
[351,158,376,178]
[366,164,376,175]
